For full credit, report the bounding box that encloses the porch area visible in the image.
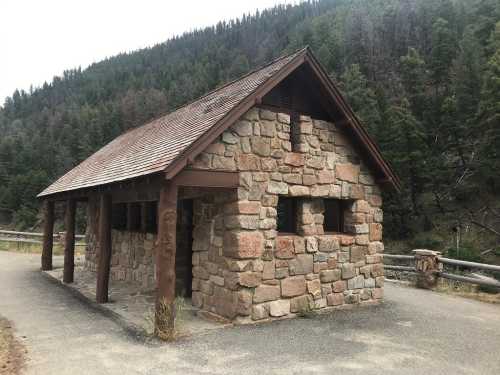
[43,256,231,337]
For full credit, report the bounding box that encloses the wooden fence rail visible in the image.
[0,229,85,240]
[383,251,500,289]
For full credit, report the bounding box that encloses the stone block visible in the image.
[260,120,276,137]
[237,289,253,316]
[335,163,360,183]
[368,241,384,254]
[214,286,238,319]
[275,236,295,259]
[222,132,238,144]
[350,246,367,262]
[262,260,275,280]
[223,231,264,259]
[267,181,288,195]
[237,272,262,287]
[289,185,309,196]
[366,255,382,264]
[372,288,384,299]
[288,254,314,275]
[318,236,340,252]
[341,263,355,279]
[332,280,346,293]
[283,173,302,184]
[369,223,383,241]
[317,170,335,184]
[269,300,291,317]
[251,136,271,156]
[232,120,253,136]
[290,295,313,313]
[307,279,322,299]
[364,278,376,288]
[237,154,260,171]
[302,174,317,185]
[225,201,261,215]
[252,304,269,320]
[319,269,341,283]
[327,293,344,306]
[283,152,305,167]
[347,275,364,289]
[306,237,318,253]
[224,215,259,230]
[310,185,330,197]
[260,109,276,121]
[281,276,307,297]
[253,284,281,303]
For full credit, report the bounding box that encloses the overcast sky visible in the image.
[1,0,297,104]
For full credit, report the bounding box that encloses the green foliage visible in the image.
[0,0,499,239]
[444,243,482,263]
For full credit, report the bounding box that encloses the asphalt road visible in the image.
[1,251,500,375]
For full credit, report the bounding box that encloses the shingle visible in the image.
[38,49,305,197]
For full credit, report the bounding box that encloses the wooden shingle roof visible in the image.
[39,47,400,198]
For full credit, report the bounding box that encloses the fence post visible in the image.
[413,249,442,289]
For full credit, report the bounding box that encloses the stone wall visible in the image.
[187,107,385,323]
[84,197,157,291]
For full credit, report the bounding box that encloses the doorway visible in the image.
[175,199,194,297]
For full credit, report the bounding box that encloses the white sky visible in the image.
[1,0,297,104]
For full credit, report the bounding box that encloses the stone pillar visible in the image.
[155,181,178,340]
[63,199,76,283]
[41,200,55,271]
[413,249,442,289]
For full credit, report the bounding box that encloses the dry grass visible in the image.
[0,317,26,375]
[144,296,188,340]
[435,280,500,304]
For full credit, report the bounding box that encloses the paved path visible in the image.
[1,251,500,375]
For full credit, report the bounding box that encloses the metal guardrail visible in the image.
[0,229,85,240]
[383,253,500,289]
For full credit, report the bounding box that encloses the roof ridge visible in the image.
[120,46,309,135]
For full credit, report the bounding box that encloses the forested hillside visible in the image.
[1,0,499,257]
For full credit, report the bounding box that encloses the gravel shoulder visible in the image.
[0,316,25,375]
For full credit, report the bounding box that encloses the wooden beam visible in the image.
[41,200,55,271]
[172,170,239,188]
[155,181,178,339]
[96,194,112,303]
[63,199,76,283]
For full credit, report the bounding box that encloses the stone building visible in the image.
[38,47,400,334]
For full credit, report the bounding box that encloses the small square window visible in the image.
[323,199,345,233]
[277,197,298,234]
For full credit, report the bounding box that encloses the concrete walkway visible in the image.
[1,251,500,375]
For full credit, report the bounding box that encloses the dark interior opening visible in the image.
[324,199,346,233]
[175,199,194,297]
[277,196,298,234]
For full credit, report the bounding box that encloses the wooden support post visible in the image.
[41,200,55,271]
[155,181,178,340]
[96,194,112,303]
[63,199,76,283]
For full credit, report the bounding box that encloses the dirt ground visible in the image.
[0,317,25,375]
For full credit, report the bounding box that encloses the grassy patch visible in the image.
[0,317,25,375]
[0,240,85,255]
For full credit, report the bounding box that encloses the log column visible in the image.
[41,200,55,271]
[155,181,178,339]
[63,199,76,283]
[96,194,112,303]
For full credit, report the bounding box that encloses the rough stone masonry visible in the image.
[85,107,385,324]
